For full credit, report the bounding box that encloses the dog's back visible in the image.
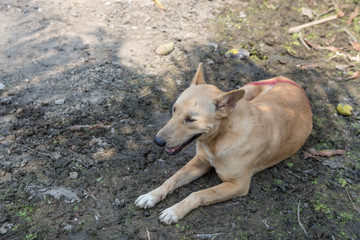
[240,76,312,173]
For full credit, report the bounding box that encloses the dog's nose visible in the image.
[154,136,166,147]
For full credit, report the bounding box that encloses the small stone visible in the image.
[144,210,150,217]
[0,83,5,90]
[69,172,78,179]
[155,43,174,56]
[0,226,7,235]
[0,173,12,183]
[114,198,126,208]
[249,207,257,213]
[55,98,65,105]
[337,103,353,116]
[2,162,12,172]
[114,198,121,205]
[225,49,250,59]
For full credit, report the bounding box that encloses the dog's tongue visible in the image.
[165,145,180,154]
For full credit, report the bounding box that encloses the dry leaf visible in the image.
[351,42,360,51]
[347,71,360,80]
[153,0,165,10]
[346,6,359,25]
[304,148,346,159]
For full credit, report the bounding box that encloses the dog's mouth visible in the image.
[165,133,202,155]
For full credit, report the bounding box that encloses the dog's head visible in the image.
[154,63,245,155]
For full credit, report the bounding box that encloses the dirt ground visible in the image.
[0,0,359,239]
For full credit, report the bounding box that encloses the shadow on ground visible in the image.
[0,0,359,240]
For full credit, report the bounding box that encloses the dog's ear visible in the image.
[191,63,206,85]
[213,89,245,118]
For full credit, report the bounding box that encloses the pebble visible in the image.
[225,49,250,59]
[114,198,126,208]
[337,103,353,116]
[144,210,150,217]
[0,83,5,90]
[69,172,79,179]
[55,98,65,105]
[0,173,12,183]
[0,227,7,234]
[155,43,174,56]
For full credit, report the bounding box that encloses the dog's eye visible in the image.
[185,117,196,123]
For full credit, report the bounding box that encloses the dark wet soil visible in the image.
[0,0,359,239]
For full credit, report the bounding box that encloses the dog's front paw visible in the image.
[135,193,158,209]
[159,207,179,225]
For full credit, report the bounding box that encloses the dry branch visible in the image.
[146,227,151,240]
[288,10,345,33]
[343,27,358,43]
[297,200,308,236]
[69,123,110,131]
[299,32,310,50]
[346,6,359,25]
[345,187,360,215]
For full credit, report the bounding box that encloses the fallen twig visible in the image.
[288,10,345,33]
[146,227,151,240]
[15,143,53,158]
[303,38,360,62]
[297,200,308,236]
[194,233,223,240]
[304,38,340,53]
[296,63,319,69]
[343,27,358,43]
[346,6,359,25]
[304,148,346,159]
[299,32,310,50]
[69,123,111,131]
[345,187,360,215]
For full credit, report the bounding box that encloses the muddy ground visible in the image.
[0,0,359,239]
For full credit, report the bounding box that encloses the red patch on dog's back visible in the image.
[245,78,307,96]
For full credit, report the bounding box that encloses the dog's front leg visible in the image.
[135,155,211,209]
[159,178,251,225]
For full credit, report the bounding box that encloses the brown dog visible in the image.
[135,63,312,225]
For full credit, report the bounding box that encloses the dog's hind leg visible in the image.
[159,176,251,225]
[135,155,211,209]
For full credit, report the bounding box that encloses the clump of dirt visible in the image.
[0,0,359,239]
